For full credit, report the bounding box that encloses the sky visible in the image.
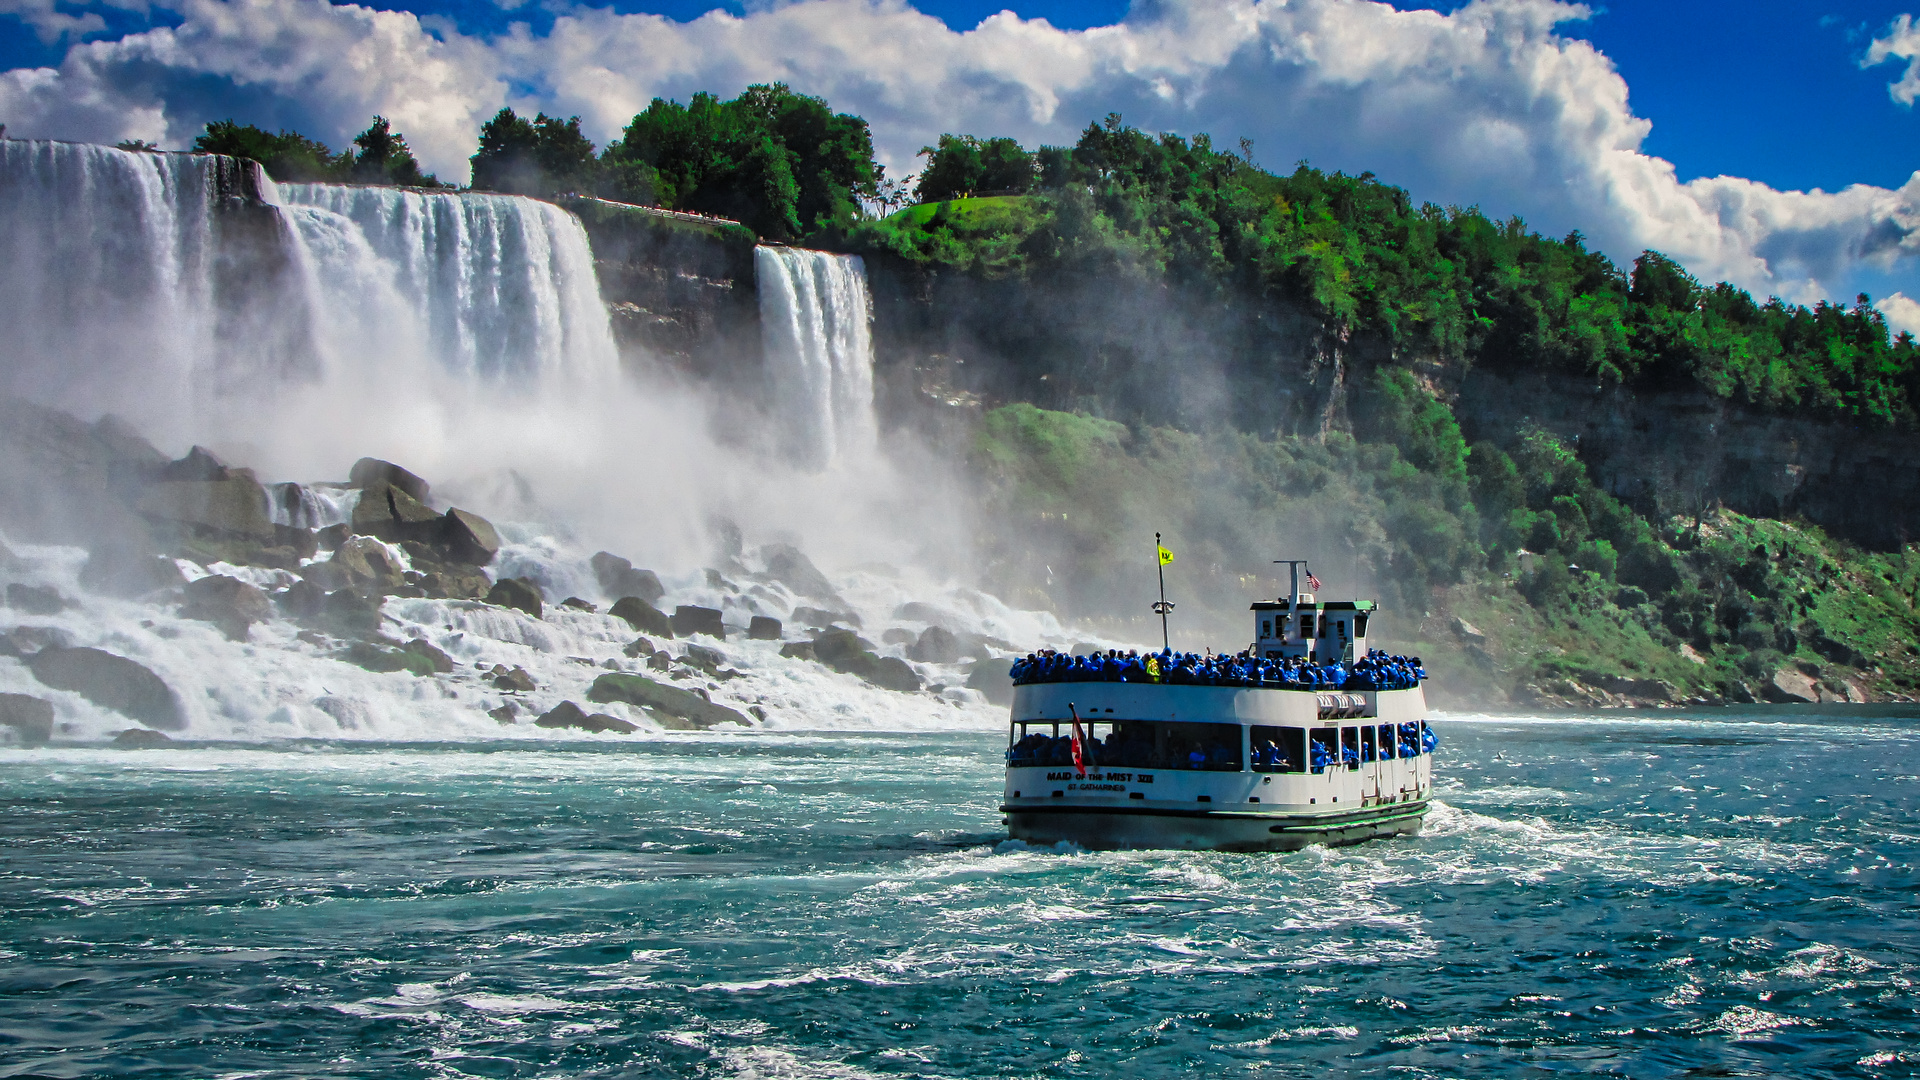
[3,0,1920,321]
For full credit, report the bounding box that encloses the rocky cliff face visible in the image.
[1444,364,1920,550]
[864,257,1340,447]
[558,197,760,381]
[856,258,1918,550]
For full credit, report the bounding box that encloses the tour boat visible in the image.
[1000,573,1436,851]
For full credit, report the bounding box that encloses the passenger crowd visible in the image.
[1008,647,1427,691]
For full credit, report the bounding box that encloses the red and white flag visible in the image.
[1068,704,1087,778]
[1307,571,1323,591]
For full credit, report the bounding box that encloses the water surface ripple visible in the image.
[2,712,1917,1078]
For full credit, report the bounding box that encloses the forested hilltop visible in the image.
[187,93,1920,707]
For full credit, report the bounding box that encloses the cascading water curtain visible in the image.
[0,141,221,421]
[270,184,620,384]
[755,247,877,471]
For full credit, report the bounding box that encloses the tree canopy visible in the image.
[914,134,1037,202]
[853,114,1920,428]
[469,109,598,196]
[193,118,441,187]
[599,84,883,241]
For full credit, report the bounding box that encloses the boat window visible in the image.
[1308,729,1337,773]
[1250,726,1304,773]
[1299,613,1315,638]
[1340,726,1360,769]
[1005,720,1241,771]
[1377,722,1396,759]
[1354,613,1369,637]
[1360,725,1377,763]
[1261,618,1272,637]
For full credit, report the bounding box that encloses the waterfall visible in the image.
[755,247,877,471]
[0,141,224,421]
[271,184,617,382]
[0,141,619,449]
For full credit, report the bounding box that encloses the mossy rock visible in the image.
[586,672,750,730]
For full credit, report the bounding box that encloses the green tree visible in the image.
[470,108,598,196]
[600,84,881,240]
[193,120,350,182]
[914,134,1037,202]
[348,117,440,187]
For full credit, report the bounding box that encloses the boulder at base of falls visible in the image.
[27,646,184,731]
[590,552,665,605]
[1765,667,1821,704]
[7,583,69,615]
[113,727,173,748]
[401,637,454,674]
[868,656,924,693]
[157,446,231,482]
[492,665,536,692]
[352,483,442,546]
[348,458,431,504]
[0,693,55,746]
[534,700,639,734]
[1,625,77,658]
[322,589,381,635]
[81,546,187,597]
[792,606,861,630]
[966,657,1016,706]
[336,641,438,677]
[586,673,751,730]
[560,597,595,612]
[622,636,657,658]
[809,629,925,692]
[182,574,272,639]
[811,628,879,670]
[759,542,843,604]
[778,641,816,662]
[610,597,673,636]
[681,644,727,672]
[312,536,403,596]
[136,477,275,541]
[486,577,544,620]
[276,579,326,619]
[907,626,962,664]
[437,508,500,566]
[748,616,782,640]
[671,605,725,639]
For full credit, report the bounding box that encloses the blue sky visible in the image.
[4,0,1917,312]
[6,0,1913,193]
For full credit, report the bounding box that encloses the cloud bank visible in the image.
[2,0,1917,308]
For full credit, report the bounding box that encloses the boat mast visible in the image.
[1153,532,1174,651]
[1274,560,1313,602]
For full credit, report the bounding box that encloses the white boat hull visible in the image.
[1005,799,1429,852]
[1000,681,1435,852]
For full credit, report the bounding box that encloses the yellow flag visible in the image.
[1158,544,1175,566]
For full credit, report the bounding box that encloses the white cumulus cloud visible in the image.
[1,0,1915,308]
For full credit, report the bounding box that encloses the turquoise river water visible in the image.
[1,709,1917,1078]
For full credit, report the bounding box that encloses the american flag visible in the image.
[1307,571,1322,591]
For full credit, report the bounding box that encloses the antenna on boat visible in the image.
[1152,532,1175,651]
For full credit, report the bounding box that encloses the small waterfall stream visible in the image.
[755,246,877,471]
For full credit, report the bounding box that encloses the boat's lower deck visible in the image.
[1005,799,1429,852]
